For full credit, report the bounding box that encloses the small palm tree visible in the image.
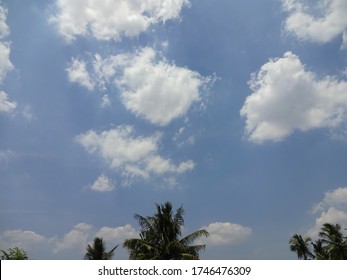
[319,223,347,260]
[124,201,209,260]
[1,247,28,260]
[84,237,118,260]
[311,239,329,260]
[289,234,314,260]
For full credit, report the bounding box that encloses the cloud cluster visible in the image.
[67,47,209,126]
[53,223,91,253]
[241,52,347,143]
[0,5,15,113]
[0,220,253,259]
[0,223,138,259]
[283,0,347,48]
[58,0,203,188]
[76,125,194,185]
[307,187,347,238]
[199,222,252,246]
[50,0,190,42]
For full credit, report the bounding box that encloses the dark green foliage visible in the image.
[289,223,347,260]
[124,201,209,260]
[289,234,314,260]
[84,237,118,260]
[1,247,28,260]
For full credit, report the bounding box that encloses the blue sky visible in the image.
[1,0,347,260]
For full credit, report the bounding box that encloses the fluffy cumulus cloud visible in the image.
[50,0,190,42]
[118,48,208,126]
[307,187,347,238]
[283,0,347,48]
[199,222,252,246]
[240,52,347,143]
[0,229,46,249]
[67,47,210,126]
[95,224,138,243]
[0,5,15,113]
[76,125,194,185]
[53,223,92,253]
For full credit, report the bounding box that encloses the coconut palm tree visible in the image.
[289,234,314,260]
[84,237,118,260]
[319,223,347,260]
[311,239,329,260]
[1,247,28,260]
[124,201,209,260]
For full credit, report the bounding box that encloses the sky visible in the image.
[1,0,347,260]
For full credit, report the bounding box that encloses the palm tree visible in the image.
[311,239,329,260]
[319,223,347,260]
[84,237,118,260]
[124,201,209,260]
[289,234,314,260]
[1,247,28,260]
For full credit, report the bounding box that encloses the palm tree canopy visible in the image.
[84,237,118,260]
[289,234,313,260]
[319,223,347,260]
[124,201,209,260]
[312,239,329,260]
[289,223,347,260]
[1,247,28,260]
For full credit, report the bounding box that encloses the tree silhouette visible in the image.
[124,201,209,260]
[84,237,118,260]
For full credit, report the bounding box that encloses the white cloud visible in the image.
[0,90,16,113]
[76,125,194,185]
[50,0,190,42]
[53,223,91,254]
[0,229,45,247]
[95,224,138,243]
[283,0,347,47]
[89,174,115,192]
[0,5,15,115]
[0,5,9,38]
[0,229,49,259]
[0,223,139,259]
[312,187,347,213]
[21,105,35,121]
[199,222,252,246]
[240,52,347,143]
[101,94,111,108]
[66,58,94,90]
[118,47,206,126]
[0,5,13,83]
[0,42,13,83]
[307,207,347,239]
[306,187,347,239]
[68,48,210,126]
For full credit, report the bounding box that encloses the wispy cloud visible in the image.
[76,125,194,186]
